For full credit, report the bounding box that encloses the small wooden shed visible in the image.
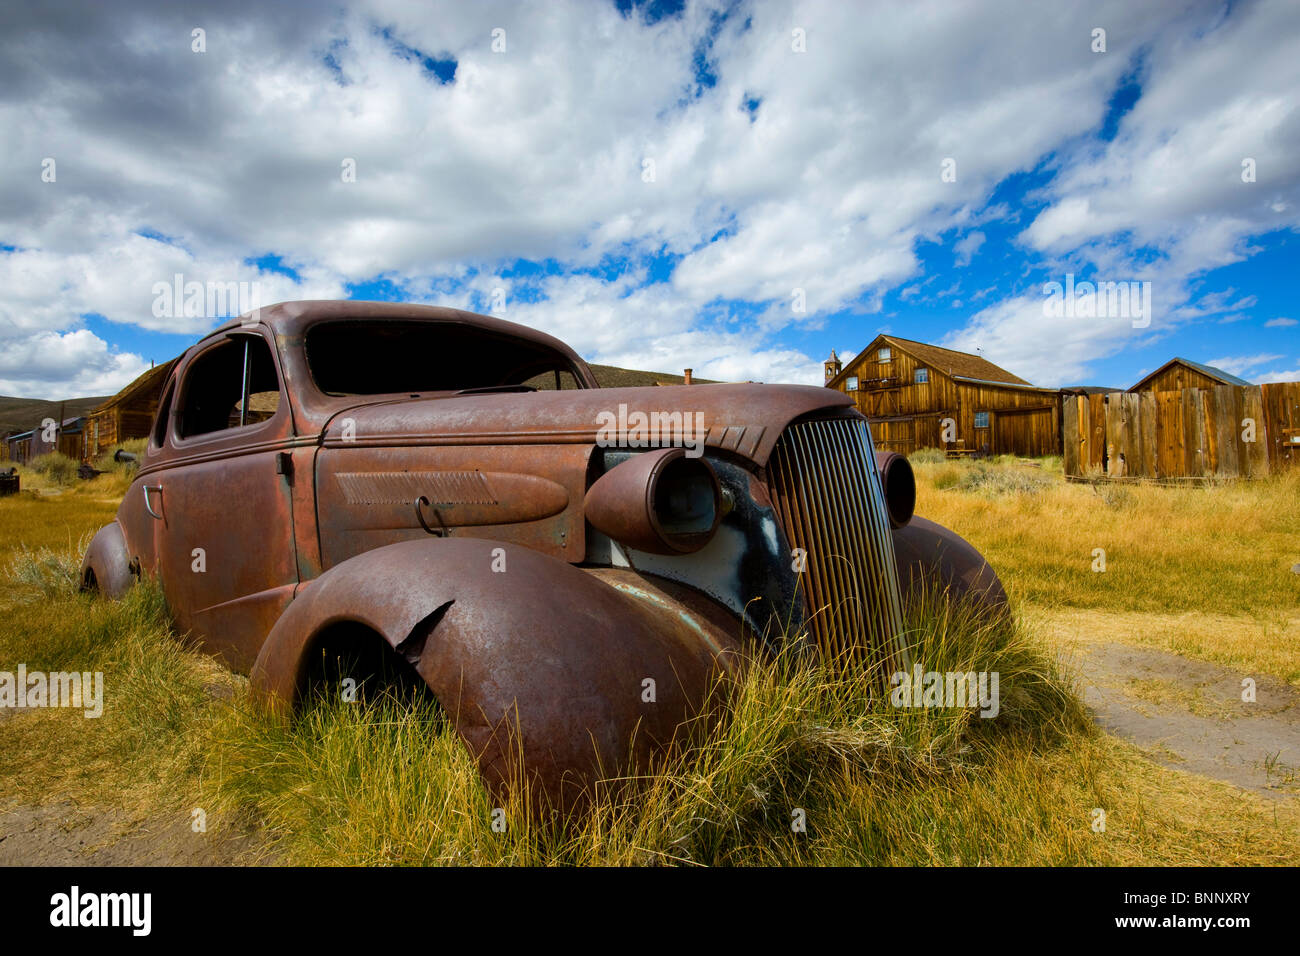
[83,360,177,461]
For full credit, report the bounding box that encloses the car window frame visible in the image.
[300,317,591,398]
[169,328,289,450]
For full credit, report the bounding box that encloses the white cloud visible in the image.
[953,231,986,268]
[0,0,1295,396]
[1204,353,1284,377]
[1254,367,1300,384]
[1265,317,1297,327]
[0,326,149,397]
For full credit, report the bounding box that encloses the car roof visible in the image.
[203,300,584,362]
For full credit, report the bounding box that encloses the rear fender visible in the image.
[80,522,136,598]
[251,538,741,812]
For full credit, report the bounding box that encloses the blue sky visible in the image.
[1,0,1297,397]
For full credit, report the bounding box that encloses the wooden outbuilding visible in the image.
[1129,357,1250,393]
[83,360,177,461]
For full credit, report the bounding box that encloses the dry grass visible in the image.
[3,438,144,499]
[1,463,1297,865]
[911,456,1300,683]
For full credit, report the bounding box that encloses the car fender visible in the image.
[891,515,1010,619]
[80,522,135,598]
[251,537,741,812]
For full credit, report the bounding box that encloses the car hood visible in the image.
[320,383,855,466]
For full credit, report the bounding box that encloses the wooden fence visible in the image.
[1063,383,1300,479]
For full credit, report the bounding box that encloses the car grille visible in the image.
[767,417,908,681]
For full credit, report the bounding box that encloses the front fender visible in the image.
[891,515,1010,619]
[251,538,741,813]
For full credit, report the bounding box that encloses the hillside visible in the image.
[0,395,109,437]
[587,364,720,387]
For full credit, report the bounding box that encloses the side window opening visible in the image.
[151,380,175,448]
[177,335,281,439]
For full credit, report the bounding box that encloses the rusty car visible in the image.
[81,300,1007,812]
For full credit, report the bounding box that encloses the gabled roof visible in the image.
[828,334,1033,389]
[90,359,178,415]
[1128,357,1250,392]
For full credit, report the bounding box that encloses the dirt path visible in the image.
[1034,609,1300,797]
[0,801,269,866]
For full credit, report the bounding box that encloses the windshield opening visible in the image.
[305,320,586,396]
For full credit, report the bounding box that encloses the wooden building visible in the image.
[1059,357,1300,480]
[1129,357,1249,393]
[4,416,86,463]
[83,360,176,461]
[825,335,1061,456]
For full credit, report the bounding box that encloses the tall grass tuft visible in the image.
[27,452,79,487]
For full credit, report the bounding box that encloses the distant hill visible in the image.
[587,364,720,387]
[0,395,110,437]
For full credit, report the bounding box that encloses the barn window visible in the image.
[846,375,859,391]
[877,347,891,362]
[974,411,990,428]
[914,368,928,383]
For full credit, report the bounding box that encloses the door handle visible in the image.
[414,496,447,536]
[143,484,163,520]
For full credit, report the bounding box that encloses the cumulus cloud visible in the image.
[1204,353,1285,377]
[952,231,986,268]
[0,0,1295,396]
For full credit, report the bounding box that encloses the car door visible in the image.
[149,328,299,672]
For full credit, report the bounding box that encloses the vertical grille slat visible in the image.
[767,418,908,681]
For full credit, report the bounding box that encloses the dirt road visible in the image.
[1034,607,1300,798]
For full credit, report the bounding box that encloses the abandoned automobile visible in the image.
[80,300,1007,812]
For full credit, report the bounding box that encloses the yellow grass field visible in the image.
[1,453,1297,865]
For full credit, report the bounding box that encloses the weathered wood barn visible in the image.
[1129,357,1250,393]
[1063,358,1299,480]
[824,335,1061,456]
[4,415,87,464]
[83,360,177,461]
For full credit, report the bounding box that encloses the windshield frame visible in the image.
[301,316,595,398]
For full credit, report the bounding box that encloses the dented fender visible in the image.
[251,537,741,812]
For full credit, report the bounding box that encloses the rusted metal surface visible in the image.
[252,538,741,813]
[79,522,135,597]
[874,450,916,529]
[584,447,721,555]
[766,418,909,681]
[83,299,1007,815]
[891,515,1010,619]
